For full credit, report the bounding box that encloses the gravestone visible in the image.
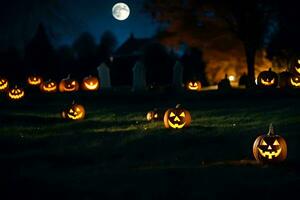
[172,61,183,89]
[97,62,111,88]
[132,61,146,91]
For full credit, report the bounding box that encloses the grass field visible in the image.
[1,89,300,199]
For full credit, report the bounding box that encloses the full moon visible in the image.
[112,3,130,21]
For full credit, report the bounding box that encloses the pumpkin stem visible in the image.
[72,100,75,105]
[268,123,275,136]
[176,104,181,108]
[268,68,272,72]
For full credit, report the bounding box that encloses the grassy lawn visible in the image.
[1,89,300,199]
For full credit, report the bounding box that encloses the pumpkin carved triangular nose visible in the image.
[174,116,180,122]
[268,145,272,150]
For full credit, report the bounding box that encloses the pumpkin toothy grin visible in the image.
[167,120,186,129]
[84,82,98,90]
[67,112,84,120]
[258,148,282,159]
[291,77,300,87]
[0,81,8,90]
[261,79,275,86]
[188,86,199,90]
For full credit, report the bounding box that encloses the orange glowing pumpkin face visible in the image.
[59,76,79,92]
[61,104,85,120]
[0,78,9,91]
[257,68,278,88]
[146,109,163,122]
[81,76,99,91]
[163,105,191,129]
[27,75,43,86]
[187,81,201,91]
[292,59,300,75]
[40,80,57,93]
[290,75,300,88]
[8,86,25,100]
[253,124,287,163]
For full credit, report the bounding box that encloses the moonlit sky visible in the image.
[0,0,158,48]
[61,0,158,46]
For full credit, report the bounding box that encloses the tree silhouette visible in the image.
[0,0,77,49]
[181,47,209,86]
[142,42,175,86]
[72,32,98,77]
[0,47,23,81]
[24,23,56,78]
[214,0,278,87]
[267,1,300,70]
[97,31,118,64]
[56,45,76,78]
[144,0,278,87]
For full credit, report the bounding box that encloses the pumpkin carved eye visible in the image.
[170,112,176,117]
[261,140,267,145]
[273,140,280,146]
[146,109,162,122]
[180,112,185,117]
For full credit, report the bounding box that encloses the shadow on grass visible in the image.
[0,114,62,126]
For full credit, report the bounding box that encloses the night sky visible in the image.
[0,0,158,48]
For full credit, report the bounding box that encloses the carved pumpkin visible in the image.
[0,77,9,92]
[59,75,79,92]
[62,103,85,120]
[164,105,191,129]
[257,68,278,88]
[253,124,287,163]
[40,80,57,93]
[81,75,99,91]
[27,75,43,86]
[146,109,163,122]
[8,86,25,100]
[186,81,201,91]
[291,59,300,75]
[290,75,300,88]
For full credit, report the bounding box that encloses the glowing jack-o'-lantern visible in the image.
[0,78,9,91]
[59,75,79,92]
[27,75,43,86]
[186,81,201,91]
[40,80,57,93]
[61,103,85,120]
[257,68,278,88]
[81,75,99,91]
[146,109,163,122]
[290,75,300,88]
[253,124,287,163]
[8,86,25,100]
[164,105,191,129]
[291,59,300,75]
